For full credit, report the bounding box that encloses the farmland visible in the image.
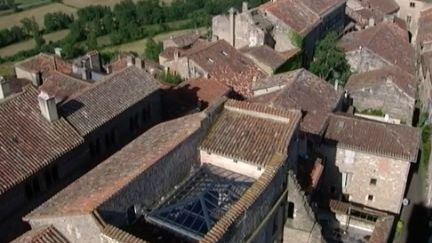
[0,3,76,30]
[0,29,69,56]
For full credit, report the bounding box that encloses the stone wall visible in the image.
[284,171,322,243]
[350,82,415,124]
[320,145,411,214]
[97,117,206,227]
[346,49,391,73]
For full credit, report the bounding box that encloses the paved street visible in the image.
[397,162,431,243]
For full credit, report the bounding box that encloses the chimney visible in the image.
[368,17,375,27]
[105,64,113,74]
[34,71,43,86]
[384,14,395,23]
[174,50,180,61]
[229,8,236,47]
[384,114,390,121]
[334,79,339,91]
[242,1,248,12]
[127,55,135,67]
[0,76,11,99]
[38,91,59,122]
[135,57,144,69]
[54,48,62,57]
[82,67,91,80]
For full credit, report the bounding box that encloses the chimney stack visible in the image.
[174,50,180,61]
[334,79,339,91]
[368,17,375,27]
[127,55,135,67]
[82,67,91,80]
[54,48,62,57]
[229,8,236,48]
[34,71,43,86]
[38,91,59,122]
[135,57,144,69]
[0,76,11,99]
[242,2,249,12]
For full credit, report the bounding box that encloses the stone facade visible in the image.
[345,48,392,73]
[350,81,416,124]
[396,0,432,32]
[320,145,411,214]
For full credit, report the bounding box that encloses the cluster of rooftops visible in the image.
[1,0,427,242]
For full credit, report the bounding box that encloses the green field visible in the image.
[0,29,69,56]
[102,28,206,55]
[0,62,14,76]
[0,3,77,30]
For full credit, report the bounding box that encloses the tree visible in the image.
[159,70,183,85]
[20,17,45,48]
[309,32,351,86]
[44,12,73,33]
[144,38,163,61]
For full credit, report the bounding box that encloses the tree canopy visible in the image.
[309,32,351,86]
[145,38,163,62]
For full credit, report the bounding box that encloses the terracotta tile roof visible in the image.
[40,71,91,104]
[159,39,211,60]
[325,113,420,161]
[187,40,266,97]
[101,225,147,243]
[346,66,416,98]
[12,225,69,243]
[417,8,432,45]
[170,32,200,48]
[339,22,415,74]
[260,0,320,34]
[15,53,72,77]
[25,113,204,219]
[108,53,163,74]
[201,152,288,242]
[241,45,299,71]
[200,100,301,166]
[301,0,347,15]
[60,66,160,136]
[250,69,343,135]
[0,85,83,196]
[359,0,399,14]
[369,216,395,243]
[164,78,231,109]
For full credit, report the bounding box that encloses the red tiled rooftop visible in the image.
[15,53,72,77]
[25,113,204,219]
[346,66,416,98]
[201,100,301,166]
[339,22,415,74]
[0,85,83,196]
[12,225,69,243]
[325,113,420,161]
[250,69,343,135]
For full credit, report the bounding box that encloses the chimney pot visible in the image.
[135,57,144,69]
[38,91,59,122]
[82,68,91,80]
[54,48,62,57]
[242,2,249,12]
[0,76,11,99]
[34,71,43,86]
[127,55,135,67]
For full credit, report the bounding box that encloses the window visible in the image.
[287,202,295,218]
[342,172,352,189]
[367,194,374,201]
[407,15,412,25]
[370,178,377,186]
[410,2,415,7]
[343,150,355,164]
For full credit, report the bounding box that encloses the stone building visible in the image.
[1,55,162,241]
[250,68,345,156]
[212,0,346,62]
[345,0,404,31]
[159,39,265,97]
[346,66,416,125]
[395,0,432,32]
[339,21,415,75]
[23,100,302,243]
[320,113,420,214]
